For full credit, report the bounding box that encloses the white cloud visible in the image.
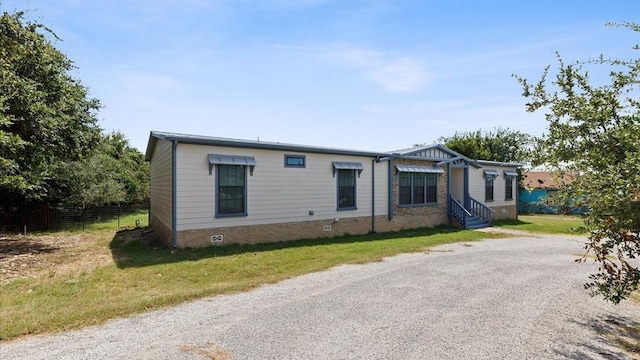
[367,58,428,92]
[336,46,430,93]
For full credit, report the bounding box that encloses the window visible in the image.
[483,169,498,202]
[337,169,356,210]
[485,176,494,202]
[399,172,438,206]
[217,164,247,216]
[505,175,514,200]
[332,161,362,210]
[284,154,306,168]
[396,165,442,206]
[503,170,518,201]
[208,154,255,217]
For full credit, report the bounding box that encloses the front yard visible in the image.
[1,213,636,356]
[1,225,493,340]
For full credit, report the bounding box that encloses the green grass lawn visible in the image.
[493,214,586,234]
[0,226,492,340]
[63,210,149,232]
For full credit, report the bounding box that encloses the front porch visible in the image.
[387,145,518,231]
[445,159,492,230]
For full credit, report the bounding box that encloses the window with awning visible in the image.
[504,170,518,201]
[483,169,499,178]
[332,162,362,210]
[396,165,442,206]
[332,161,363,177]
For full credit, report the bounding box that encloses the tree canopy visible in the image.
[515,22,640,303]
[51,131,150,207]
[436,127,532,163]
[0,11,101,203]
[1,11,149,208]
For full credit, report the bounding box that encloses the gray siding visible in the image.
[469,165,517,207]
[175,144,387,231]
[149,139,173,230]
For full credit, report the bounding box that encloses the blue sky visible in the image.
[3,0,639,152]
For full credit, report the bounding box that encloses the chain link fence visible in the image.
[0,203,149,233]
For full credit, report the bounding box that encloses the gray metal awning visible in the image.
[332,161,364,177]
[208,154,256,175]
[483,169,499,178]
[503,170,518,177]
[395,165,444,174]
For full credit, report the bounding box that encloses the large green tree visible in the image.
[50,131,150,207]
[515,22,640,303]
[436,127,532,163]
[0,11,101,204]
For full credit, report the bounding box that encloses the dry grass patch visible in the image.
[0,232,112,283]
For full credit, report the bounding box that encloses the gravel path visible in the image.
[2,234,639,359]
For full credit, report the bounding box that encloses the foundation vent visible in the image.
[211,235,224,243]
[323,225,332,232]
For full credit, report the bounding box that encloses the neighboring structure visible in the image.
[145,132,521,248]
[518,171,577,214]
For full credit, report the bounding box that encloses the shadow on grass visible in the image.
[492,219,533,227]
[109,226,467,269]
[0,236,60,257]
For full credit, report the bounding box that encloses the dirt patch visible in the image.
[475,227,542,237]
[0,230,128,284]
[180,342,232,360]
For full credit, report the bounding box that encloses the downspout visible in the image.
[447,162,452,225]
[388,158,394,221]
[371,158,376,233]
[171,140,178,249]
[515,173,519,220]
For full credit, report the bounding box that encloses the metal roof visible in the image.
[332,161,364,177]
[208,154,256,166]
[145,131,524,171]
[395,165,444,174]
[146,131,384,161]
[332,161,364,170]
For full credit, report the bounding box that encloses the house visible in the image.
[518,171,578,214]
[145,131,521,248]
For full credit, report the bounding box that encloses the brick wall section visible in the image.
[390,159,450,229]
[176,215,397,247]
[170,203,516,248]
[489,204,517,220]
[150,213,173,248]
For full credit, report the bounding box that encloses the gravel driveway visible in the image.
[2,233,639,359]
